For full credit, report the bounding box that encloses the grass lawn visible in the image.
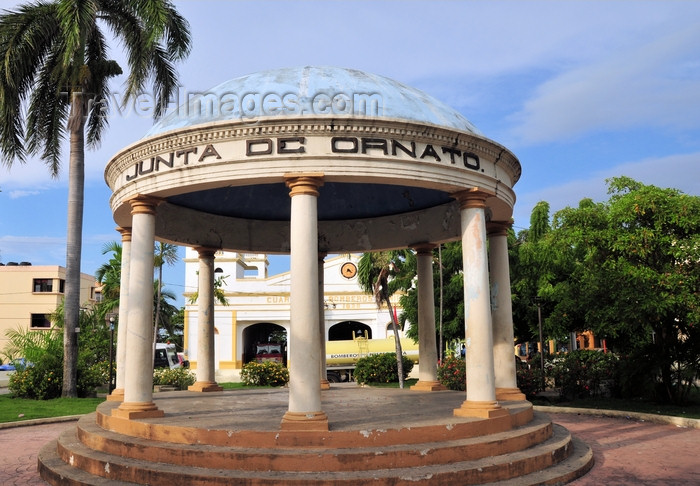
[0,396,104,424]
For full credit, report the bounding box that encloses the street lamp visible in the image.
[106,314,116,393]
[535,298,546,391]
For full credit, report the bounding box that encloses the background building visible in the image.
[0,262,100,353]
[183,250,405,382]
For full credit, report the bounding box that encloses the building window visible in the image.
[59,279,65,293]
[33,278,53,293]
[31,314,52,329]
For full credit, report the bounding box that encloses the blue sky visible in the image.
[1,1,699,307]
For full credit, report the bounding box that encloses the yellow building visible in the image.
[0,262,101,352]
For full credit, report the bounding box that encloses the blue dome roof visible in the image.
[146,66,481,137]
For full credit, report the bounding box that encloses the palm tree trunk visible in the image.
[62,92,85,398]
[153,265,163,350]
[385,299,405,388]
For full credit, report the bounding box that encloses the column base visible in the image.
[111,401,165,420]
[495,387,527,401]
[280,411,329,431]
[188,381,224,392]
[320,379,331,390]
[454,400,510,419]
[106,388,124,402]
[410,380,447,392]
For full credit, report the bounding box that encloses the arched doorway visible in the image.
[385,321,403,338]
[242,323,287,365]
[328,321,372,341]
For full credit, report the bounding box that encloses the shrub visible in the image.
[354,353,414,385]
[548,350,618,399]
[77,360,109,397]
[9,361,62,399]
[437,356,466,391]
[240,361,289,387]
[153,367,196,390]
[516,365,543,398]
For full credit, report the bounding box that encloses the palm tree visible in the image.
[0,1,191,397]
[357,250,414,388]
[95,241,122,312]
[153,242,179,349]
[188,273,230,306]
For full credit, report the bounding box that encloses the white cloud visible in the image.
[510,22,700,144]
[8,189,40,199]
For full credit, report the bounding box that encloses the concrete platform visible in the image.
[37,384,594,485]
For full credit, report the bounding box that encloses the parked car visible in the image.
[0,358,27,371]
[154,343,181,369]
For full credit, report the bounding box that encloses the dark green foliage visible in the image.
[354,353,414,385]
[516,365,543,399]
[512,178,699,405]
[240,361,289,387]
[403,242,465,347]
[548,350,618,400]
[437,356,466,391]
[610,349,657,400]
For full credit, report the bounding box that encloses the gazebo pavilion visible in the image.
[104,66,524,429]
[37,67,593,486]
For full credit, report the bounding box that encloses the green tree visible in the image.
[511,201,563,345]
[163,307,185,350]
[542,177,700,404]
[357,250,414,388]
[95,241,122,312]
[0,0,191,397]
[95,241,184,349]
[402,242,465,353]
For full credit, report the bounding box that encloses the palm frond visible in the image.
[0,2,59,163]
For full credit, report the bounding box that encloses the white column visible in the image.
[107,226,131,402]
[319,253,330,390]
[453,190,508,419]
[488,221,526,401]
[411,244,445,392]
[113,197,164,419]
[281,175,328,431]
[189,247,223,392]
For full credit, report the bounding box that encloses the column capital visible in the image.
[284,174,324,197]
[128,195,162,215]
[116,226,132,242]
[194,246,218,259]
[452,188,493,209]
[411,243,436,255]
[486,220,513,237]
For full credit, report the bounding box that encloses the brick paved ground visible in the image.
[0,421,76,486]
[1,413,698,485]
[553,413,700,486]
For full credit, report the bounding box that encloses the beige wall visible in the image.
[0,265,99,354]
